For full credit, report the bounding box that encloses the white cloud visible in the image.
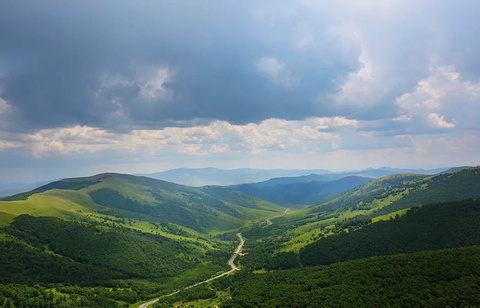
[139,66,173,100]
[287,134,480,171]
[427,113,455,129]
[396,64,480,132]
[210,143,230,154]
[292,24,314,49]
[257,57,293,86]
[99,72,135,89]
[4,114,477,173]
[98,65,175,101]
[325,0,427,108]
[29,126,122,157]
[0,95,13,122]
[0,140,21,151]
[257,57,284,78]
[307,116,359,130]
[334,47,388,107]
[23,117,362,158]
[0,95,14,130]
[0,96,10,116]
[412,135,480,161]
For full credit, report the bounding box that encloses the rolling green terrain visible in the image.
[2,173,283,233]
[5,215,195,280]
[148,197,480,307]
[271,167,480,251]
[299,199,480,266]
[155,197,480,307]
[0,173,283,307]
[144,167,480,307]
[1,167,480,307]
[311,167,480,216]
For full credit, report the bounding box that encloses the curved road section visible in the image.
[139,233,245,308]
[265,208,290,227]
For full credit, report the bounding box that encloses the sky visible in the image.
[1,0,480,182]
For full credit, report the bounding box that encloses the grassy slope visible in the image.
[0,187,217,250]
[0,173,284,305]
[311,166,480,216]
[299,199,480,266]
[275,166,480,251]
[0,190,98,220]
[0,173,283,234]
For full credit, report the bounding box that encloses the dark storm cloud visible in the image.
[0,1,118,130]
[1,0,480,134]
[0,1,349,132]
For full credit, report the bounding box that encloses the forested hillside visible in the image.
[155,197,480,307]
[5,215,196,279]
[311,167,480,216]
[214,246,480,307]
[0,173,283,306]
[299,199,480,265]
[268,167,480,251]
[1,0,477,306]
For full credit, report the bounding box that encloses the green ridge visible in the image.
[299,199,480,266]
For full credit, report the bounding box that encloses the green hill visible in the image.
[271,166,480,251]
[1,173,283,233]
[6,215,197,279]
[311,166,480,217]
[0,173,284,306]
[299,199,480,266]
[0,212,217,307]
[168,197,480,307]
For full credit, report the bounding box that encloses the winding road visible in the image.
[139,233,245,308]
[265,208,290,227]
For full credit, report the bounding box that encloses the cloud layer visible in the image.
[0,0,479,181]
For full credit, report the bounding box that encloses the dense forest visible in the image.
[215,246,480,307]
[5,215,197,279]
[0,215,231,307]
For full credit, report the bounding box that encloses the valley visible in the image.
[0,167,480,307]
[139,233,245,308]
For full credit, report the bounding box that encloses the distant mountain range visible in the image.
[141,166,452,207]
[140,166,450,186]
[138,167,331,186]
[232,176,372,207]
[0,180,50,198]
